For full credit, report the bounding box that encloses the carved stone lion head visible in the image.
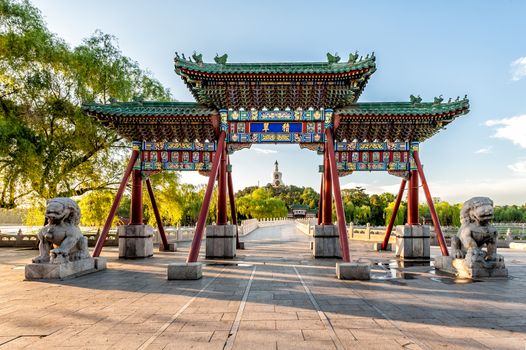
[460,197,494,226]
[45,197,81,226]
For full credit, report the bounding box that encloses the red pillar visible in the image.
[130,170,143,225]
[187,132,226,263]
[227,156,240,248]
[322,151,333,224]
[145,178,169,250]
[381,179,407,250]
[317,174,323,225]
[407,170,419,224]
[412,150,449,256]
[325,129,350,262]
[93,150,139,257]
[217,142,228,225]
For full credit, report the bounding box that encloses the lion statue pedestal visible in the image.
[25,198,106,280]
[434,197,508,278]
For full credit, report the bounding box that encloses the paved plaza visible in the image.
[1,223,525,349]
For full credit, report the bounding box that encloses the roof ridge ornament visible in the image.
[214,53,228,65]
[348,51,359,63]
[433,95,444,105]
[327,52,341,64]
[410,94,422,105]
[192,51,203,65]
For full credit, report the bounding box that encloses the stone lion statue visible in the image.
[32,198,89,264]
[451,197,499,265]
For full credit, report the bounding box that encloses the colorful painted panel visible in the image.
[227,108,327,122]
[139,141,216,151]
[333,150,416,173]
[133,141,216,171]
[225,109,330,144]
[335,141,410,151]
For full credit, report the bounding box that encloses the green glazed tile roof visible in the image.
[174,56,376,75]
[82,101,217,117]
[336,99,469,116]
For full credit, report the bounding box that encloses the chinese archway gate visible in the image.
[83,52,469,262]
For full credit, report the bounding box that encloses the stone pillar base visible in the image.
[25,257,106,280]
[435,255,508,278]
[313,225,341,258]
[373,242,392,251]
[167,262,202,280]
[206,224,236,258]
[118,225,154,259]
[395,224,430,259]
[159,243,177,252]
[336,262,371,280]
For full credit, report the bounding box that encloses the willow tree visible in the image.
[0,0,171,207]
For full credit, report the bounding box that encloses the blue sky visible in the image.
[31,0,526,204]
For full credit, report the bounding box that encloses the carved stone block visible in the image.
[313,225,341,258]
[167,262,202,280]
[205,225,236,258]
[336,262,371,280]
[159,242,177,252]
[25,257,106,280]
[373,242,392,251]
[118,225,154,259]
[395,224,430,259]
[435,255,508,278]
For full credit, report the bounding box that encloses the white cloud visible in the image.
[485,115,526,148]
[509,160,526,174]
[252,147,278,155]
[474,146,492,154]
[510,56,526,81]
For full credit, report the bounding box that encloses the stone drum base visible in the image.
[206,224,236,258]
[435,256,508,278]
[395,224,430,259]
[118,224,154,259]
[167,262,202,280]
[25,257,107,280]
[313,225,341,258]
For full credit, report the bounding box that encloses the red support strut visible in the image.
[381,179,407,250]
[227,156,240,248]
[130,170,143,225]
[322,150,333,225]
[412,150,449,256]
[317,174,323,225]
[217,144,228,225]
[145,178,169,250]
[187,131,226,263]
[325,129,351,262]
[93,150,139,257]
[407,170,419,224]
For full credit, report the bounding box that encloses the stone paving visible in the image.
[1,223,525,349]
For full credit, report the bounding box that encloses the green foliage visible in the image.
[78,190,119,227]
[237,188,288,219]
[494,205,526,222]
[354,205,372,225]
[384,201,407,226]
[22,202,45,227]
[0,0,171,207]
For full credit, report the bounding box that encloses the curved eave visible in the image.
[334,100,470,142]
[82,102,219,142]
